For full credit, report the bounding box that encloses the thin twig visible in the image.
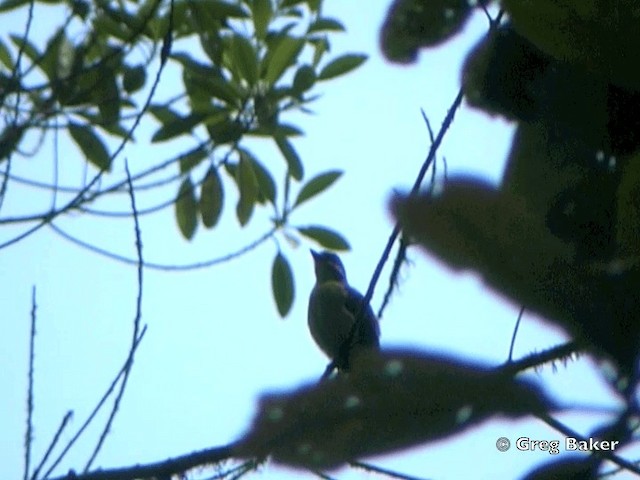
[42,328,147,478]
[507,305,525,363]
[31,411,73,480]
[326,89,465,377]
[537,413,640,476]
[48,222,277,271]
[84,160,145,470]
[49,443,240,480]
[24,285,37,480]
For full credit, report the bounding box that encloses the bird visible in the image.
[307,250,380,370]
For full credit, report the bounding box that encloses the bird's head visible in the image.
[311,250,347,283]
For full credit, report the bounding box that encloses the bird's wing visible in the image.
[344,286,380,348]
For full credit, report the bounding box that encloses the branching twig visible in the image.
[42,328,147,478]
[84,160,145,471]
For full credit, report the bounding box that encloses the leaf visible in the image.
[200,167,224,228]
[207,118,244,145]
[264,35,305,86]
[176,177,198,240]
[236,349,554,469]
[240,148,276,204]
[390,177,640,372]
[308,17,345,33]
[122,64,146,93]
[274,135,303,180]
[68,122,111,171]
[179,145,209,173]
[292,65,316,94]
[297,225,349,251]
[381,0,474,64]
[293,170,342,207]
[271,252,295,317]
[151,112,205,142]
[236,152,259,225]
[251,0,273,40]
[0,39,13,68]
[228,34,259,85]
[318,54,367,81]
[0,0,32,12]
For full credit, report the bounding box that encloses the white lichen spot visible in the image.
[627,415,640,431]
[595,150,605,162]
[344,395,361,409]
[444,8,456,20]
[467,0,478,6]
[456,405,473,424]
[608,156,617,170]
[384,359,404,377]
[267,406,284,422]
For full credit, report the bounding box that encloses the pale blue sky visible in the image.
[0,1,630,479]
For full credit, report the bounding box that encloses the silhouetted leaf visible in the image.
[293,170,342,207]
[318,54,367,80]
[68,122,111,171]
[176,177,198,239]
[297,225,349,251]
[391,176,640,373]
[272,252,295,317]
[200,167,224,228]
[381,0,474,63]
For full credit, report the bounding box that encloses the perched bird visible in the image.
[308,250,380,370]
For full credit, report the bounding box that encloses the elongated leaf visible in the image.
[240,149,276,204]
[152,112,205,142]
[200,167,224,228]
[252,0,273,40]
[272,252,295,317]
[236,153,259,225]
[68,122,111,171]
[297,225,350,251]
[275,135,303,180]
[176,177,198,239]
[264,35,304,86]
[294,170,342,207]
[318,54,367,81]
[308,17,345,33]
[179,145,209,173]
[0,40,13,68]
[228,34,259,85]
